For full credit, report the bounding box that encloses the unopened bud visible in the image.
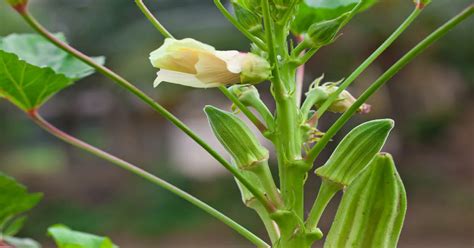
[228,85,274,133]
[233,3,262,35]
[204,105,269,169]
[228,85,260,105]
[232,0,261,14]
[331,90,358,113]
[305,14,348,48]
[240,53,271,84]
[314,84,370,114]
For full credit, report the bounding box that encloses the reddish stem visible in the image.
[295,35,306,106]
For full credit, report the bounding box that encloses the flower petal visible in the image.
[154,69,226,88]
[149,38,215,74]
[215,50,244,74]
[195,52,241,85]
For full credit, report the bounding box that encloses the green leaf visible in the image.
[324,153,407,248]
[0,34,104,80]
[0,172,42,231]
[0,33,104,111]
[3,216,27,236]
[3,236,41,248]
[291,0,378,34]
[0,50,72,111]
[315,119,394,187]
[48,224,118,248]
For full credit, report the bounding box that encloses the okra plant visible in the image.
[0,0,472,247]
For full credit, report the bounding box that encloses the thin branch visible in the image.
[305,5,473,165]
[219,86,267,133]
[27,110,269,248]
[134,0,174,39]
[296,47,319,66]
[316,6,424,118]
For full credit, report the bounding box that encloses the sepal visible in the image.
[305,14,348,48]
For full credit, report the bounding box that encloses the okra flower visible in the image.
[149,38,271,88]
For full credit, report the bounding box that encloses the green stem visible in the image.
[27,111,269,248]
[300,88,325,121]
[263,0,304,224]
[291,40,310,58]
[251,161,283,208]
[261,0,284,94]
[219,86,267,133]
[134,0,174,39]
[250,202,281,244]
[19,10,273,212]
[316,6,423,118]
[305,180,341,230]
[213,0,267,50]
[248,98,275,132]
[278,0,298,26]
[306,5,473,165]
[296,47,320,66]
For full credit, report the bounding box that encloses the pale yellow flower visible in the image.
[149,38,270,88]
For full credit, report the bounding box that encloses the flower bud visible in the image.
[232,0,261,14]
[204,105,269,169]
[228,84,262,109]
[149,38,270,88]
[324,153,406,248]
[315,119,394,187]
[305,14,348,48]
[232,3,262,35]
[228,85,274,131]
[312,83,370,114]
[228,84,260,101]
[240,53,271,84]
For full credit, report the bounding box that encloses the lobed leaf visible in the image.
[0,34,104,80]
[0,50,72,111]
[0,34,104,111]
[48,224,118,248]
[324,153,407,248]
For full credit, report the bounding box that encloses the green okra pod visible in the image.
[324,153,407,248]
[315,119,394,187]
[204,105,269,170]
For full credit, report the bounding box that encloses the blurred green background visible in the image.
[1,0,473,247]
